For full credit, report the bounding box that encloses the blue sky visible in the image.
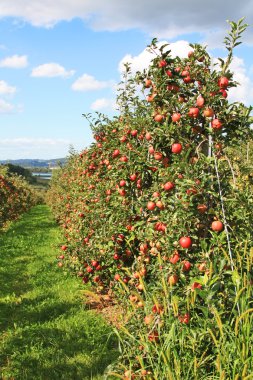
[0,0,252,159]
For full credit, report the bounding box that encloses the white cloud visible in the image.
[31,63,75,78]
[90,98,116,111]
[0,1,252,44]
[0,80,17,95]
[72,74,113,91]
[119,40,191,75]
[0,99,15,113]
[0,138,75,159]
[228,56,253,106]
[0,54,28,68]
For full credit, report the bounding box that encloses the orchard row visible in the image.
[48,19,253,379]
[0,167,40,228]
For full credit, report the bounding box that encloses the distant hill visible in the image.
[0,158,66,168]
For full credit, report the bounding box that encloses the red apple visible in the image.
[188,107,199,118]
[169,252,180,264]
[171,143,182,154]
[158,59,167,68]
[145,79,152,88]
[196,95,205,108]
[172,113,181,122]
[203,107,214,118]
[154,152,163,161]
[179,236,192,249]
[182,260,191,272]
[120,180,126,187]
[163,182,175,191]
[218,76,229,88]
[147,201,156,211]
[154,114,164,123]
[211,119,223,130]
[211,220,224,232]
[129,173,137,181]
[168,274,179,286]
[145,132,152,141]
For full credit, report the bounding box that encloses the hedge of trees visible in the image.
[0,166,42,228]
[47,19,253,379]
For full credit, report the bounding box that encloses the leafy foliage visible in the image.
[47,19,253,379]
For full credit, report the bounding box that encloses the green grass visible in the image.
[0,205,118,380]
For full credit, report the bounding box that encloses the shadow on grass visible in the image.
[0,205,119,379]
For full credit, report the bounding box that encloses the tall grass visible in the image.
[106,242,253,379]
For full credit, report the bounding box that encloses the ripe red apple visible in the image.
[171,143,182,154]
[154,152,163,161]
[145,132,152,141]
[163,182,175,191]
[146,93,156,102]
[154,114,164,123]
[145,78,152,88]
[120,155,128,162]
[196,95,205,108]
[218,76,229,88]
[168,274,179,286]
[188,107,199,118]
[167,83,180,92]
[211,119,223,130]
[171,113,181,122]
[112,149,120,158]
[158,59,167,68]
[181,69,189,77]
[182,260,191,272]
[178,313,190,324]
[179,236,192,249]
[120,180,126,187]
[119,189,126,196]
[131,129,138,137]
[203,107,214,118]
[219,89,228,98]
[183,75,192,84]
[152,304,163,314]
[211,220,224,232]
[129,173,137,181]
[191,282,202,291]
[148,146,155,155]
[114,253,120,260]
[61,245,67,251]
[156,200,164,209]
[147,201,156,210]
[120,135,127,143]
[169,252,180,264]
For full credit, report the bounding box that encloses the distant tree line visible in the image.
[0,164,37,184]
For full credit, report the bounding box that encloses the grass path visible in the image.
[0,205,118,380]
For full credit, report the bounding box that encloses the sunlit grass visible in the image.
[0,205,118,379]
